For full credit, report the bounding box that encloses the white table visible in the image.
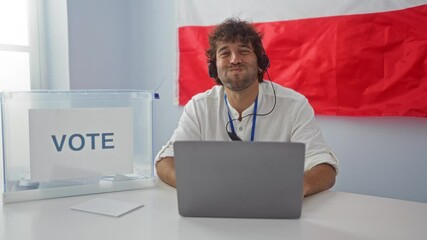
[1,180,427,240]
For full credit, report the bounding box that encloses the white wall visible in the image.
[64,0,427,203]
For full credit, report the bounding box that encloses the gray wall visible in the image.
[66,0,427,203]
[68,0,132,89]
[318,116,427,202]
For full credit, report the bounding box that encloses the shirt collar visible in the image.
[223,83,264,119]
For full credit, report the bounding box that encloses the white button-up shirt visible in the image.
[155,81,338,171]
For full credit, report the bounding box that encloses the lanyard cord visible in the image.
[224,94,258,141]
[223,72,277,141]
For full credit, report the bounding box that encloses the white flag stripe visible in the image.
[177,0,427,26]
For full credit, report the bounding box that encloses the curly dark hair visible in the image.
[206,18,266,84]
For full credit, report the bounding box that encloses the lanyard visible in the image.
[224,94,258,141]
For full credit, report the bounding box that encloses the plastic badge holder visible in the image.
[1,90,155,203]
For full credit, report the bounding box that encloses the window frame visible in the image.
[28,0,42,89]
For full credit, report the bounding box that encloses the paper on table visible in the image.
[70,198,144,217]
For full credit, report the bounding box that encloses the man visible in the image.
[156,18,338,197]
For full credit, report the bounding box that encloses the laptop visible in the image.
[174,141,305,219]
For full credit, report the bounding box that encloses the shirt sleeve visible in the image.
[290,98,339,172]
[154,99,201,163]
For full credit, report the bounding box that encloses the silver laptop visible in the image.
[174,141,305,219]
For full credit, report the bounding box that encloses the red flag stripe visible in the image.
[178,5,427,117]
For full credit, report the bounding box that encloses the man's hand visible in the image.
[303,163,336,197]
[156,157,177,187]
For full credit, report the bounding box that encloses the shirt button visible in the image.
[239,127,243,131]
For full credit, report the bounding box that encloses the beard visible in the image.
[218,64,259,92]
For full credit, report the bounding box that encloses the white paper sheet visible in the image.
[70,198,144,217]
[29,107,134,182]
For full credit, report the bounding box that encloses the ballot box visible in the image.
[1,90,155,203]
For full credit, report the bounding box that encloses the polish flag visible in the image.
[176,0,427,117]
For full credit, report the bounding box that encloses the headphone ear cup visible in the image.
[208,62,217,78]
[259,54,270,71]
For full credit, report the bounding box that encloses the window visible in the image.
[0,0,40,90]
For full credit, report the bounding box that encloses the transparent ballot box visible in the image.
[1,90,155,203]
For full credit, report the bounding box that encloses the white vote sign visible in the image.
[29,107,134,182]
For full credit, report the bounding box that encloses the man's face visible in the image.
[215,41,259,92]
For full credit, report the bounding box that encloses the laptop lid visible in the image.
[174,141,305,219]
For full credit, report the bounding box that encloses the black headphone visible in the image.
[208,52,270,80]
